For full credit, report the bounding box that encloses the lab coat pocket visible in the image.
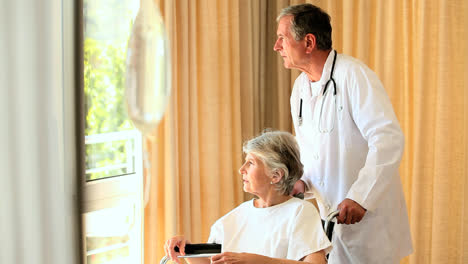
[336,103,354,150]
[338,211,374,250]
[340,211,394,263]
[337,104,344,121]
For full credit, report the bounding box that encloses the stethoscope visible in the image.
[298,50,337,133]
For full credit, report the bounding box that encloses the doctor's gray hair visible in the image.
[243,131,303,196]
[277,3,332,50]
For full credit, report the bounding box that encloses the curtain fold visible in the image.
[1,0,80,263]
[144,1,245,263]
[144,0,468,263]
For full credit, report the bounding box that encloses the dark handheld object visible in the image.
[174,243,221,254]
[293,192,305,200]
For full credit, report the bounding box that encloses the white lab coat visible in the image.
[291,51,413,263]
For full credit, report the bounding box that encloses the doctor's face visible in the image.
[239,153,271,195]
[273,16,306,70]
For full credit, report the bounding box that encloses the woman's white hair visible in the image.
[243,130,303,195]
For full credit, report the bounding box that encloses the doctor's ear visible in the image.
[304,33,316,52]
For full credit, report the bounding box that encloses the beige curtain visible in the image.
[144,0,468,263]
[316,1,468,263]
[144,1,245,262]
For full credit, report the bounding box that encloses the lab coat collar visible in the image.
[303,50,337,97]
[317,50,337,86]
[301,50,337,97]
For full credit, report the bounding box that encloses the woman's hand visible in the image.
[210,252,269,264]
[302,250,327,264]
[210,251,326,264]
[164,235,191,263]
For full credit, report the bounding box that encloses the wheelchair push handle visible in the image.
[324,210,340,241]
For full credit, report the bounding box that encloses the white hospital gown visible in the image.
[208,197,331,261]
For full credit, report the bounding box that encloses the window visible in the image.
[82,0,143,263]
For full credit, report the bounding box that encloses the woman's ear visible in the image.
[271,169,285,183]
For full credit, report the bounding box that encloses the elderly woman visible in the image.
[164,131,331,264]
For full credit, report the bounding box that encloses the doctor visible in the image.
[273,4,412,264]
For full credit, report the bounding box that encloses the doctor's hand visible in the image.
[291,180,306,196]
[210,252,267,264]
[164,235,191,263]
[337,198,366,225]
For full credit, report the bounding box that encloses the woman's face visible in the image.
[239,153,271,196]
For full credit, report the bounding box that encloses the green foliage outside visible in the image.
[84,38,133,135]
[84,27,135,181]
[83,2,141,264]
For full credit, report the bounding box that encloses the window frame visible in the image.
[78,0,145,263]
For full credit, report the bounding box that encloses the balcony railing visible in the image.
[85,130,142,181]
[83,130,143,264]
